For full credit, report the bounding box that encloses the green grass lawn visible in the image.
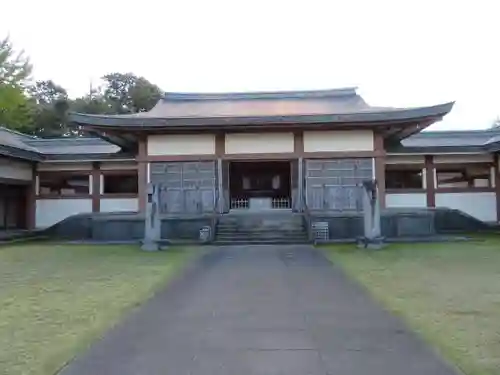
[323,237,500,375]
[0,243,196,375]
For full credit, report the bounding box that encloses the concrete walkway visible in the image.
[60,245,458,375]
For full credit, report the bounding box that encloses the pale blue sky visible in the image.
[2,0,499,130]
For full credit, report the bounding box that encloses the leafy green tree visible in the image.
[0,36,34,132]
[102,73,161,113]
[70,82,111,115]
[0,36,32,85]
[0,84,33,132]
[29,80,70,136]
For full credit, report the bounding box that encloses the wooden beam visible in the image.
[215,133,225,156]
[294,130,304,154]
[373,132,386,208]
[91,162,101,213]
[137,136,148,213]
[425,155,436,207]
[25,163,37,230]
[495,154,500,222]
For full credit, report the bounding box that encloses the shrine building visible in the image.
[0,88,499,238]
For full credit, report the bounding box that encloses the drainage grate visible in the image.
[311,221,329,242]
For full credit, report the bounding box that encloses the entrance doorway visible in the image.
[0,184,28,230]
[229,161,291,210]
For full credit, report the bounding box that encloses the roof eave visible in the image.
[67,102,455,129]
[0,144,44,162]
[485,142,500,152]
[387,145,490,154]
[43,152,136,161]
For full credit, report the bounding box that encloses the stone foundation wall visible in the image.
[45,212,217,243]
[307,207,492,241]
[42,207,493,243]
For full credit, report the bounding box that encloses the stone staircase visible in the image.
[214,212,310,245]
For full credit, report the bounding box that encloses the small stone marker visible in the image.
[357,179,385,249]
[141,183,162,251]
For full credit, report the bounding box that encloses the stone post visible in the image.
[141,183,162,251]
[358,179,385,249]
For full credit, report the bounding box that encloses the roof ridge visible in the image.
[162,88,359,101]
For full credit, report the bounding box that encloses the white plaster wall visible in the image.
[303,130,374,152]
[38,162,92,171]
[225,132,294,154]
[386,155,425,164]
[435,192,497,222]
[36,199,92,228]
[434,154,493,164]
[0,158,32,180]
[100,198,138,212]
[386,193,427,208]
[100,161,137,170]
[148,134,215,155]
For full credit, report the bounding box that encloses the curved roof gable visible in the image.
[68,88,454,129]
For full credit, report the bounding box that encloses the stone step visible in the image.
[216,228,306,234]
[216,226,307,232]
[215,213,309,244]
[213,239,310,245]
[216,232,307,239]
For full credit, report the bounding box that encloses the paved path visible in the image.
[61,245,458,375]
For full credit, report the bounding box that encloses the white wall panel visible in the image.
[36,199,92,228]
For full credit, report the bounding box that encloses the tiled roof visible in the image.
[0,128,39,152]
[68,88,454,129]
[0,127,123,161]
[402,129,500,148]
[23,137,120,155]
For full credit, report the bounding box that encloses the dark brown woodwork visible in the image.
[91,162,100,213]
[294,130,304,154]
[26,163,37,229]
[386,188,426,194]
[100,193,138,198]
[373,132,386,208]
[137,136,148,212]
[436,187,495,193]
[374,157,386,208]
[215,133,225,156]
[145,150,383,162]
[36,195,91,200]
[100,169,138,176]
[495,154,500,222]
[425,155,436,207]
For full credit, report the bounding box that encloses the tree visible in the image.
[29,80,70,137]
[0,84,33,133]
[102,73,161,114]
[0,36,32,86]
[0,36,34,132]
[491,118,500,128]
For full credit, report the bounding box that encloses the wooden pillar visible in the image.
[215,133,225,213]
[495,153,500,222]
[294,131,304,212]
[91,162,101,213]
[297,157,304,212]
[137,137,148,213]
[425,155,436,207]
[373,133,386,208]
[25,163,37,230]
